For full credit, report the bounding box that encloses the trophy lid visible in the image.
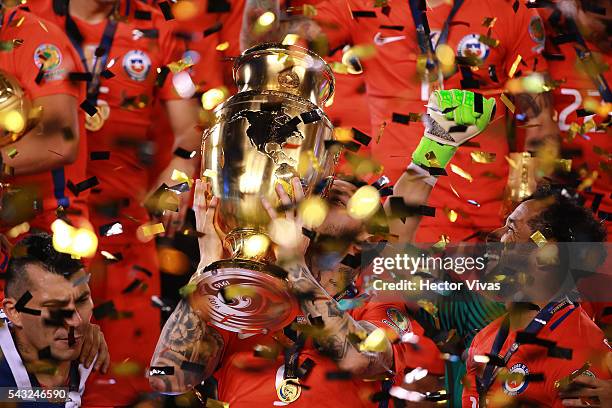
[233,43,335,108]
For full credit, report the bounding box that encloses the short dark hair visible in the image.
[4,233,84,299]
[525,184,607,243]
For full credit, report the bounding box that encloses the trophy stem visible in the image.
[224,227,273,262]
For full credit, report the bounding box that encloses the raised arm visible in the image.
[240,0,325,51]
[148,299,224,394]
[384,90,497,242]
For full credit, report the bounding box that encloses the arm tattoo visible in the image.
[149,300,224,393]
[281,259,393,377]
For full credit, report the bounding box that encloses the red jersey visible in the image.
[314,0,548,241]
[213,299,443,407]
[0,7,87,232]
[538,7,612,233]
[463,304,612,407]
[31,0,184,232]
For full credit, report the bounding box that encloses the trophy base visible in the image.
[189,259,299,334]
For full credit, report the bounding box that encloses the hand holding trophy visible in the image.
[190,44,338,334]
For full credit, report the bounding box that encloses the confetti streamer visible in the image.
[470,151,496,163]
[449,164,473,182]
[508,55,522,78]
[499,93,516,113]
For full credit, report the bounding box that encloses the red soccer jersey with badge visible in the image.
[0,7,88,232]
[463,305,612,407]
[537,7,612,234]
[30,0,184,230]
[212,300,443,407]
[313,0,548,242]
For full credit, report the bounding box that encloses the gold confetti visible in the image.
[530,230,547,247]
[206,399,230,408]
[376,121,387,143]
[425,151,442,168]
[508,54,522,78]
[7,222,29,238]
[179,282,197,297]
[100,250,118,261]
[201,87,228,110]
[299,196,329,228]
[38,19,49,32]
[7,148,18,158]
[478,35,499,48]
[171,169,191,184]
[347,185,380,220]
[499,93,516,113]
[139,223,165,237]
[203,169,217,178]
[329,61,349,74]
[215,42,230,51]
[482,17,497,28]
[358,328,389,352]
[282,34,300,45]
[445,208,458,223]
[257,11,275,26]
[242,234,270,258]
[555,159,572,173]
[470,151,496,163]
[334,127,354,142]
[449,184,461,198]
[167,58,194,73]
[450,164,473,182]
[577,171,598,191]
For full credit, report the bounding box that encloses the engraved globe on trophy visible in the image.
[192,44,337,334]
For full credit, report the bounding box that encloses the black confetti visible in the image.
[100,69,115,79]
[93,301,117,320]
[134,10,152,20]
[43,309,74,327]
[448,125,468,133]
[80,100,98,116]
[157,1,174,20]
[15,291,41,316]
[512,0,519,12]
[149,366,174,376]
[90,151,110,160]
[351,128,372,146]
[298,358,315,379]
[68,72,92,82]
[388,197,436,218]
[207,0,231,13]
[379,25,404,31]
[340,253,360,268]
[181,361,206,373]
[35,64,45,84]
[122,278,143,294]
[133,264,154,277]
[204,22,223,37]
[38,346,53,360]
[138,29,159,39]
[155,66,170,88]
[326,370,352,380]
[301,110,322,124]
[351,10,377,18]
[488,65,499,83]
[67,176,99,196]
[174,147,196,159]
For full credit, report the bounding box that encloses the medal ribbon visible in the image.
[55,0,120,105]
[476,297,573,403]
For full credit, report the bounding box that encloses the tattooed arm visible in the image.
[282,258,394,378]
[148,299,224,394]
[240,0,326,52]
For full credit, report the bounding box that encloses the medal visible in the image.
[85,101,110,132]
[277,378,301,403]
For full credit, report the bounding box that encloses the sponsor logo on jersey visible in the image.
[457,34,490,61]
[123,50,151,81]
[528,15,545,53]
[373,32,407,45]
[504,363,530,396]
[33,44,64,80]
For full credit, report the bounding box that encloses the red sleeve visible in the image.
[12,14,82,100]
[462,336,480,408]
[545,313,612,407]
[312,0,353,51]
[156,16,187,100]
[351,302,445,377]
[499,0,548,76]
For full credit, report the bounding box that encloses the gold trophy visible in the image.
[501,152,537,218]
[192,44,337,334]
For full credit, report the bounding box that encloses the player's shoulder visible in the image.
[472,314,505,346]
[547,305,606,344]
[2,6,67,41]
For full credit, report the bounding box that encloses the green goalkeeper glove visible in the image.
[412,89,496,169]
